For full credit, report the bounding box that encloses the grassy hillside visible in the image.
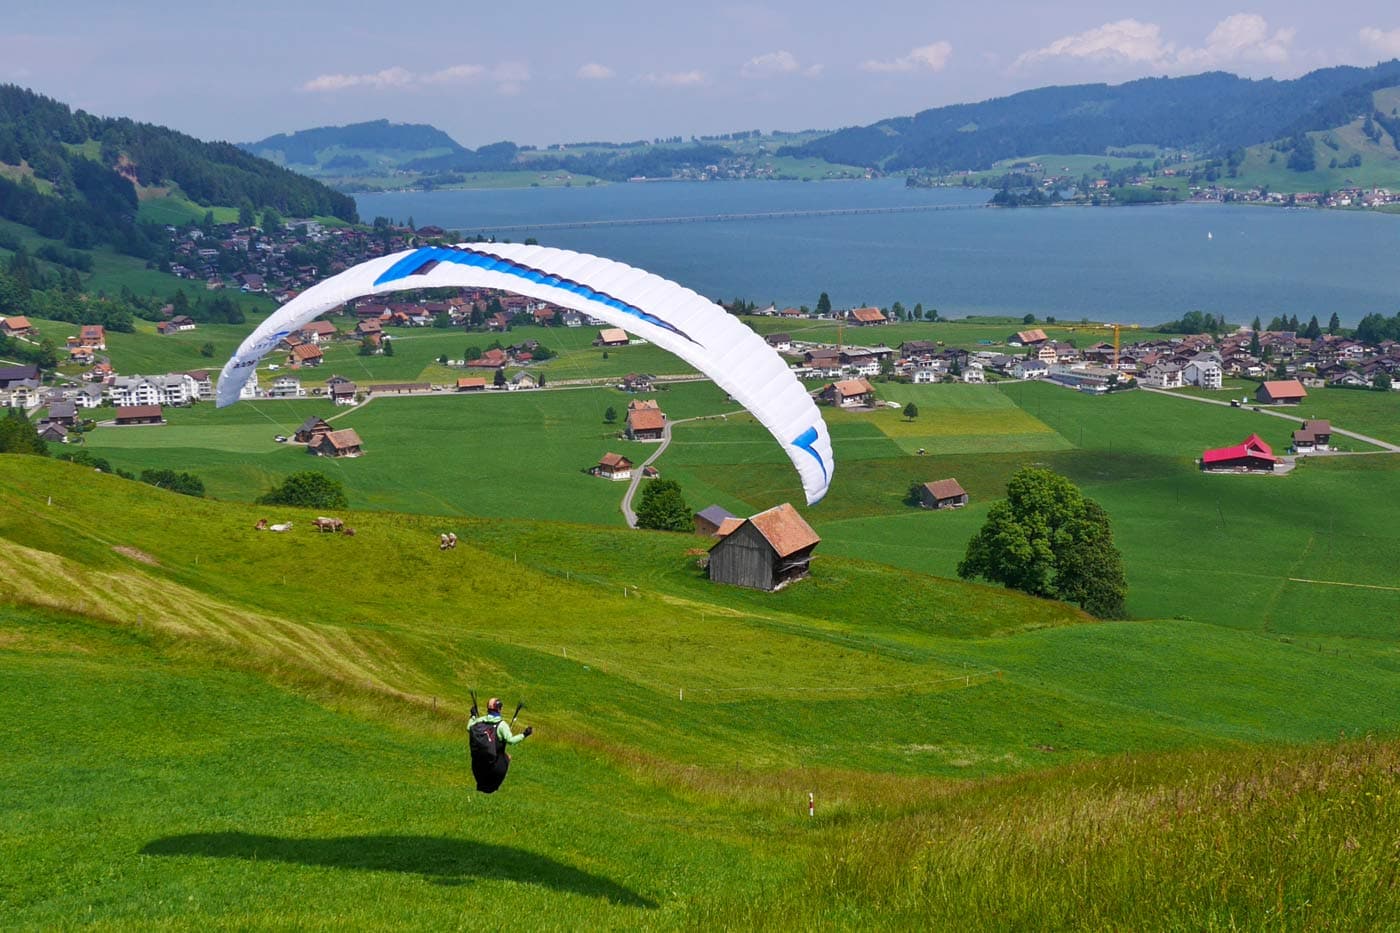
[4,455,1400,926]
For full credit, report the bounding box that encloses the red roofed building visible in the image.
[819,378,876,408]
[917,478,969,509]
[848,306,887,325]
[1201,433,1280,472]
[708,502,820,591]
[625,406,667,441]
[592,452,633,480]
[114,405,164,425]
[1255,379,1308,405]
[288,343,324,366]
[455,377,488,391]
[0,316,34,337]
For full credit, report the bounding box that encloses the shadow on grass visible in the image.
[140,832,657,907]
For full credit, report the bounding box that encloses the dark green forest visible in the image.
[781,62,1400,171]
[0,85,357,259]
[242,119,466,165]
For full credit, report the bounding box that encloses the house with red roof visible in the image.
[1255,379,1308,405]
[848,307,887,325]
[708,503,820,591]
[1201,433,1280,472]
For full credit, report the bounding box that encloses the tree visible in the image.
[256,471,348,509]
[1304,316,1322,340]
[891,301,906,321]
[237,198,256,227]
[0,410,46,456]
[537,371,547,388]
[903,402,919,421]
[199,342,215,358]
[465,345,482,362]
[1249,330,1261,356]
[635,479,691,531]
[816,292,832,316]
[1251,315,1262,332]
[957,467,1127,618]
[433,311,452,329]
[261,207,283,232]
[493,368,506,388]
[912,303,924,321]
[1373,372,1392,392]
[1022,313,1037,325]
[382,339,394,357]
[358,338,375,356]
[140,468,204,497]
[604,406,617,424]
[1328,312,1341,335]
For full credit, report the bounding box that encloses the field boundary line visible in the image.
[1287,577,1400,592]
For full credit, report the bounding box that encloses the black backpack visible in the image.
[469,719,500,766]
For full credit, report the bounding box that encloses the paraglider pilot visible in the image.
[467,696,532,794]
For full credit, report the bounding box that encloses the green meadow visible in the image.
[4,449,1400,927]
[11,302,1400,927]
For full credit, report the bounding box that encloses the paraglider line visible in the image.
[373,246,701,346]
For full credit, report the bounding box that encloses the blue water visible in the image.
[357,180,1400,326]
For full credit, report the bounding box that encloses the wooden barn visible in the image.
[708,503,820,591]
[592,452,633,480]
[310,428,364,458]
[625,405,666,441]
[693,504,736,536]
[1255,379,1308,405]
[917,478,968,509]
[294,416,333,443]
[113,405,164,425]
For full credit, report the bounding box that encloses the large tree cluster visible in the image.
[957,467,1127,619]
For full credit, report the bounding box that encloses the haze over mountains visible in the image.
[242,61,1400,178]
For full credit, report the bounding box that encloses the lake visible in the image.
[357,180,1400,326]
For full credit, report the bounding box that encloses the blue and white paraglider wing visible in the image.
[217,243,834,504]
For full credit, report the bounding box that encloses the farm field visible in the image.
[1160,382,1400,446]
[4,456,1400,927]
[75,377,1400,640]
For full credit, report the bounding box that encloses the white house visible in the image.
[268,375,306,398]
[1183,359,1223,390]
[1012,359,1049,379]
[108,374,202,407]
[1143,362,1184,389]
[962,362,986,384]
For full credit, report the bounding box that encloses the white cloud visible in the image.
[740,50,822,79]
[1360,26,1400,58]
[302,66,414,92]
[1015,14,1295,72]
[861,41,953,74]
[301,62,525,94]
[641,70,707,87]
[421,64,485,85]
[577,62,615,80]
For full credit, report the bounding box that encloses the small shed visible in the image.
[708,503,820,591]
[918,478,968,510]
[310,428,364,458]
[114,405,164,425]
[37,422,69,443]
[595,328,630,347]
[694,505,737,536]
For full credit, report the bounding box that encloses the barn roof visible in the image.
[116,405,163,419]
[850,306,886,323]
[1260,379,1307,399]
[598,327,629,344]
[924,478,967,500]
[745,503,820,558]
[322,428,363,450]
[627,408,666,432]
[599,452,632,469]
[831,378,875,397]
[696,505,736,527]
[1202,433,1278,464]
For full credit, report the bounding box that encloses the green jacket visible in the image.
[468,712,525,747]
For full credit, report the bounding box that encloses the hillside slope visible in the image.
[786,61,1400,170]
[0,84,357,260]
[241,119,467,176]
[4,456,1400,926]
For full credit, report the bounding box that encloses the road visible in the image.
[619,411,738,527]
[1139,386,1400,453]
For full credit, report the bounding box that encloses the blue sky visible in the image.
[6,2,1400,146]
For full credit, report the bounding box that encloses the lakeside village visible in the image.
[4,294,1399,441]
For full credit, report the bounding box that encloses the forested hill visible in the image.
[0,85,357,258]
[241,120,468,175]
[783,61,1400,171]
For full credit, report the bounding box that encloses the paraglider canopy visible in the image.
[218,242,834,503]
